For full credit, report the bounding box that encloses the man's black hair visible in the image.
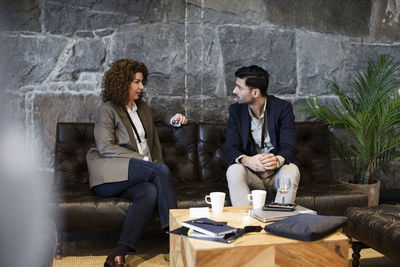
[235,65,270,96]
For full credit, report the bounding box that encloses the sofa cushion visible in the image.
[55,123,95,184]
[295,122,333,184]
[51,184,132,232]
[344,205,400,263]
[197,123,228,182]
[157,122,199,183]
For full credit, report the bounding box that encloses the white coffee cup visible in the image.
[247,190,267,210]
[205,192,225,215]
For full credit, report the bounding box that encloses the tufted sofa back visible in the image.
[54,121,333,186]
[295,121,333,184]
[55,123,95,184]
[156,122,199,183]
[197,123,228,182]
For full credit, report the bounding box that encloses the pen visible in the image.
[192,220,226,226]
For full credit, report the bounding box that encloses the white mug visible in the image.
[247,190,267,210]
[205,192,225,215]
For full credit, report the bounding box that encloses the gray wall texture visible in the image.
[1,0,400,188]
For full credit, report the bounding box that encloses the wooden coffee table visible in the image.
[170,206,348,267]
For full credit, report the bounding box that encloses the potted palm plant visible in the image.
[300,55,400,206]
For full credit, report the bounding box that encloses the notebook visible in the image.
[181,217,237,237]
[250,205,316,223]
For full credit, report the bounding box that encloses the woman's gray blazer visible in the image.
[86,100,170,188]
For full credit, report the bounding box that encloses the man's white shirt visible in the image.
[236,99,285,168]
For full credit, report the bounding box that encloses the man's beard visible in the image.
[235,95,244,104]
[235,95,252,105]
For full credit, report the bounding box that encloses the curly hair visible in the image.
[101,59,149,105]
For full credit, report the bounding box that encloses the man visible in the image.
[225,65,300,206]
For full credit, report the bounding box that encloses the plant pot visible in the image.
[340,180,381,207]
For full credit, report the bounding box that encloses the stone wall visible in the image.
[1,0,400,188]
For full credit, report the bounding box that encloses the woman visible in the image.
[86,59,187,267]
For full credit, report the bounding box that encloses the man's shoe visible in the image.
[104,254,125,267]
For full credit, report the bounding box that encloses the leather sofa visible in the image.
[51,121,368,257]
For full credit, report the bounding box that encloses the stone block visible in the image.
[202,97,233,122]
[0,91,26,126]
[77,72,103,84]
[186,97,202,122]
[186,24,203,96]
[95,29,114,38]
[144,96,186,118]
[32,93,101,167]
[187,0,266,25]
[297,32,347,96]
[346,43,400,71]
[0,34,67,90]
[202,28,226,97]
[187,25,225,97]
[55,39,106,81]
[372,0,400,42]
[219,26,297,95]
[160,0,186,23]
[187,96,234,122]
[109,24,185,96]
[75,31,95,38]
[42,0,184,34]
[43,2,127,35]
[34,83,98,92]
[187,2,203,24]
[0,0,41,32]
[343,43,400,92]
[265,0,371,36]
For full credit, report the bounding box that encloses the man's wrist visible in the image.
[235,155,246,164]
[276,155,285,168]
[240,155,250,167]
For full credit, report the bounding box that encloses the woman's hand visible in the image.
[171,113,188,126]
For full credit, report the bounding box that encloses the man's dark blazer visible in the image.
[225,94,297,166]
